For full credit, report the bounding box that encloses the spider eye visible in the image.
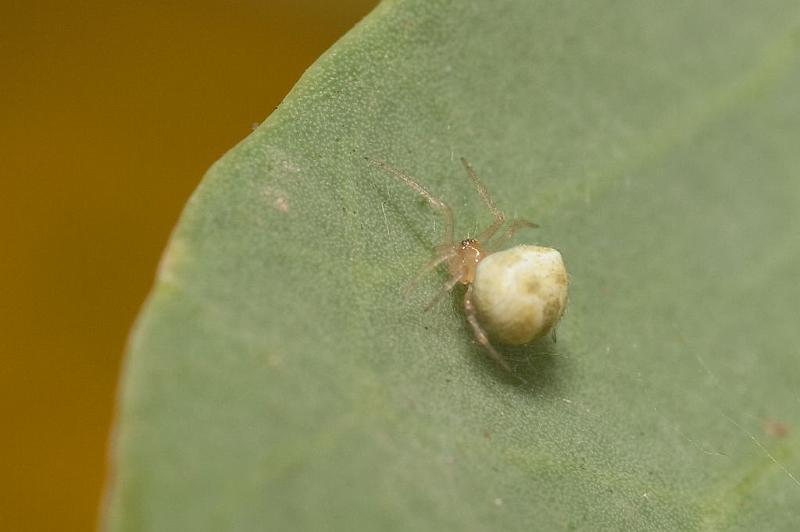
[461,239,473,247]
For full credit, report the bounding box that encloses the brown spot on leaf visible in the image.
[763,419,790,438]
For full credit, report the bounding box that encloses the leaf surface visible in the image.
[106,1,800,530]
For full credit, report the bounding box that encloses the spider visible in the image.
[367,156,568,373]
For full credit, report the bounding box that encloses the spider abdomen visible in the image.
[472,245,568,345]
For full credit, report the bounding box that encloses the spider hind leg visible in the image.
[464,285,528,384]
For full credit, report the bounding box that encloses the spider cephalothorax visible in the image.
[449,238,485,284]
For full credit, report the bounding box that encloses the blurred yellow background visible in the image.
[0,1,376,530]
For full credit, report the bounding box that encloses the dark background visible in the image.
[0,1,376,529]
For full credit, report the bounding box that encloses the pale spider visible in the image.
[367,156,568,373]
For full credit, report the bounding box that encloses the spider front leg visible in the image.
[460,157,506,242]
[487,218,539,251]
[365,157,455,246]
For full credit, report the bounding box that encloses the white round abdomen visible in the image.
[472,245,568,345]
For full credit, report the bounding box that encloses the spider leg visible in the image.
[460,157,506,242]
[424,274,462,312]
[403,247,458,298]
[487,218,539,250]
[464,285,510,372]
[366,157,455,246]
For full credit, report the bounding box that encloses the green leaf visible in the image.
[105,1,800,530]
